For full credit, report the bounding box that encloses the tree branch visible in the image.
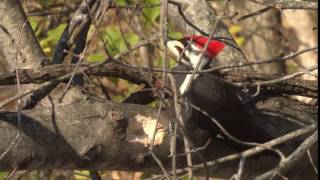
[249,0,318,10]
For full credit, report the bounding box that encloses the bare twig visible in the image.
[152,124,317,178]
[0,19,29,160]
[202,47,318,73]
[231,157,246,180]
[237,7,272,21]
[149,101,170,180]
[236,66,318,87]
[255,130,318,180]
[307,149,318,175]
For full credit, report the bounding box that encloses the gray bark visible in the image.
[0,0,46,72]
[0,98,316,179]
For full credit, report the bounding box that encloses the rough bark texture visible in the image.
[0,0,47,113]
[1,98,316,179]
[0,100,174,171]
[0,0,46,72]
[0,65,316,99]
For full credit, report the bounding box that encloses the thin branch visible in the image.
[237,66,318,87]
[0,18,29,160]
[202,47,318,73]
[149,101,171,180]
[156,124,317,178]
[307,149,318,175]
[231,157,246,180]
[237,7,272,21]
[255,130,318,180]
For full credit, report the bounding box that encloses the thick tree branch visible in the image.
[0,98,316,179]
[0,63,316,98]
[0,0,46,72]
[249,0,318,10]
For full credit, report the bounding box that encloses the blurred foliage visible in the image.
[181,175,198,180]
[229,25,245,47]
[74,170,90,180]
[0,172,7,179]
[30,17,67,55]
[102,26,140,56]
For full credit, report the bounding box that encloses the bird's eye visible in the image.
[175,45,183,54]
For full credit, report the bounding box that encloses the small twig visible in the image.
[307,149,318,175]
[168,74,210,180]
[149,101,170,180]
[190,102,286,160]
[178,124,315,177]
[249,82,261,97]
[255,130,318,180]
[237,7,272,21]
[168,74,194,180]
[237,66,318,87]
[105,46,318,76]
[171,139,212,157]
[58,1,109,102]
[0,72,75,109]
[167,0,240,52]
[0,133,21,161]
[0,18,28,161]
[183,16,220,95]
[231,157,246,180]
[150,124,316,179]
[202,47,318,73]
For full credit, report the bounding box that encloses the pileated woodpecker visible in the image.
[167,35,271,149]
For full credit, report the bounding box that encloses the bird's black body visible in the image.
[173,65,271,149]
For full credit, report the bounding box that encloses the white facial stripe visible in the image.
[186,43,208,69]
[168,40,208,95]
[167,40,184,59]
[179,74,199,95]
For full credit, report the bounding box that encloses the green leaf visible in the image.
[103,26,139,56]
[126,33,139,46]
[117,0,133,6]
[29,17,38,32]
[87,53,105,63]
[46,23,67,44]
[103,26,123,55]
[142,0,160,24]
[168,31,183,39]
[39,23,67,55]
[181,175,197,180]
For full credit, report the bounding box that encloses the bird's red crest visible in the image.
[183,35,225,60]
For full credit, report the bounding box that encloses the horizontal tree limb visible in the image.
[0,63,317,98]
[0,99,311,178]
[249,0,318,10]
[0,96,317,178]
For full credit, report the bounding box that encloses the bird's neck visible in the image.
[178,57,210,95]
